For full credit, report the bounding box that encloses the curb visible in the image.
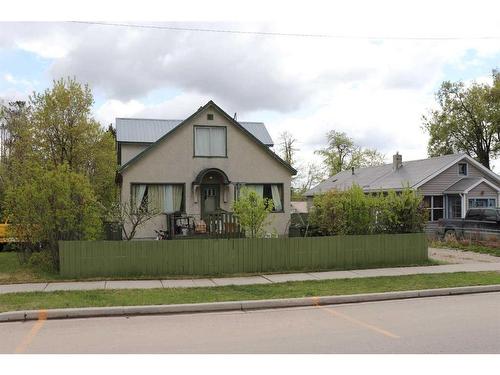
[1,284,499,323]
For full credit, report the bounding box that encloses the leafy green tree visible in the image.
[423,70,500,169]
[232,188,273,238]
[29,77,117,207]
[315,130,385,176]
[4,163,102,268]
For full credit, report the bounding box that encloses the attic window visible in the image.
[207,113,214,120]
[458,163,468,176]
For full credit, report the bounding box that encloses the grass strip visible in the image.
[1,271,499,313]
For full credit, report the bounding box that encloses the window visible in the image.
[468,198,496,208]
[458,163,468,176]
[423,195,444,221]
[484,209,498,221]
[194,126,227,157]
[207,113,214,120]
[239,184,284,212]
[467,209,483,220]
[131,184,184,213]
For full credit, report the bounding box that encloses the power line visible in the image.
[68,21,500,40]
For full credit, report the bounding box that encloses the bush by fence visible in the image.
[309,186,427,236]
[59,233,428,278]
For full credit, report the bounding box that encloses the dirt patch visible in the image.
[429,247,500,264]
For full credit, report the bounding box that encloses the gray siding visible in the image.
[419,161,495,195]
[468,182,498,198]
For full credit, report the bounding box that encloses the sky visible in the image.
[1,1,500,175]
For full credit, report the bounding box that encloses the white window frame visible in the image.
[194,126,227,157]
[458,162,468,176]
[424,195,444,222]
[468,197,496,209]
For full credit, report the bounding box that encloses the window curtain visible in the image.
[271,184,283,211]
[133,184,147,209]
[163,185,174,213]
[195,128,210,156]
[210,127,226,156]
[246,184,264,198]
[172,185,183,212]
[147,185,165,212]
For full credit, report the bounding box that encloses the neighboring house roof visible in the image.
[116,118,274,146]
[304,153,500,196]
[443,177,483,193]
[117,100,297,175]
[444,177,500,194]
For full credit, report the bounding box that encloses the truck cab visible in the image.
[437,208,500,240]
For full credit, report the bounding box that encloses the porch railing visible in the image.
[166,211,244,239]
[207,212,244,238]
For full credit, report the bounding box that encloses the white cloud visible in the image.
[95,99,145,125]
[1,9,500,171]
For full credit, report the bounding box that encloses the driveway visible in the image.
[429,247,500,264]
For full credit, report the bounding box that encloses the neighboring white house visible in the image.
[305,153,500,225]
[115,100,297,239]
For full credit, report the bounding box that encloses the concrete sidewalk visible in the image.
[1,261,500,294]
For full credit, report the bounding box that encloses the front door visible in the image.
[201,185,220,220]
[447,195,462,218]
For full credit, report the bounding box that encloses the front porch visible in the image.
[443,177,500,219]
[163,210,243,239]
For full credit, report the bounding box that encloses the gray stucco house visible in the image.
[305,153,500,226]
[116,100,296,239]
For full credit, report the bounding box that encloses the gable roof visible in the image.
[304,153,500,196]
[117,100,297,175]
[116,118,274,146]
[444,177,500,194]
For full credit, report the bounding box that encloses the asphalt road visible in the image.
[1,292,500,354]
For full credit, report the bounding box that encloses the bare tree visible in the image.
[278,131,298,167]
[107,202,160,240]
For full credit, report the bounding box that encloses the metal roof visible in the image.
[305,153,469,196]
[116,118,274,146]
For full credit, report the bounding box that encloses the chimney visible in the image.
[233,112,238,121]
[393,152,403,170]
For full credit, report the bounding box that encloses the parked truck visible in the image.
[437,208,500,240]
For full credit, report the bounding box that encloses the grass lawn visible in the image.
[1,271,499,313]
[0,251,441,284]
[0,252,59,284]
[431,240,500,257]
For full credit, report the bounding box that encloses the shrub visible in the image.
[232,188,273,238]
[4,163,102,269]
[376,189,428,233]
[28,250,56,273]
[310,185,427,235]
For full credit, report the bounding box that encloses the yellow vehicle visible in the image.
[0,220,16,246]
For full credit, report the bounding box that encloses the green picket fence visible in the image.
[59,233,428,278]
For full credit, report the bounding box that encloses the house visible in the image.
[115,100,297,239]
[304,153,500,227]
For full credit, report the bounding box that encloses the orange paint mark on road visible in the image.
[14,310,48,354]
[314,302,399,339]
